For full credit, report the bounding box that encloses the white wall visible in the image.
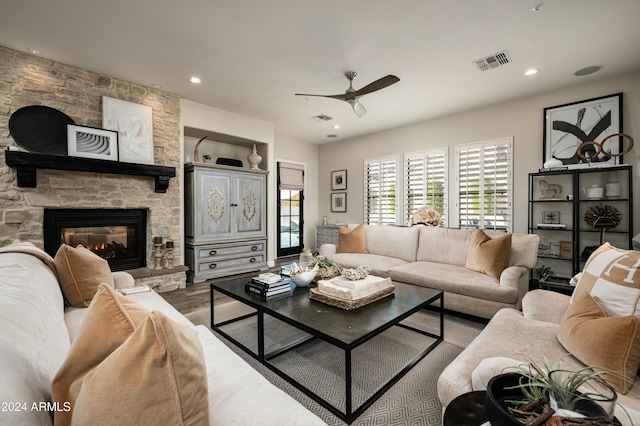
[318,72,640,235]
[275,135,320,249]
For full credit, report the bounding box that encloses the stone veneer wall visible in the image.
[0,46,184,289]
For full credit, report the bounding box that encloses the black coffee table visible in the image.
[210,278,444,424]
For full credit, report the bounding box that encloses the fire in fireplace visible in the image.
[43,209,147,271]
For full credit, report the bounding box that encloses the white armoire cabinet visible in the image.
[184,163,268,283]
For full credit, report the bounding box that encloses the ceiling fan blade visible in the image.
[348,99,367,117]
[352,75,400,97]
[294,92,350,101]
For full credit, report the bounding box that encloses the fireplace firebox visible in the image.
[43,209,147,271]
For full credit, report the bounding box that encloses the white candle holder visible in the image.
[153,243,163,270]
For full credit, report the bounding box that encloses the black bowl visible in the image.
[486,373,531,426]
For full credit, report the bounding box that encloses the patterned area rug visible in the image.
[186,302,485,425]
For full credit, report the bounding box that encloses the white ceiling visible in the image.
[1,0,640,144]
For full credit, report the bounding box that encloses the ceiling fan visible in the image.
[296,72,400,117]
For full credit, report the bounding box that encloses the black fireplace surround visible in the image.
[43,208,147,271]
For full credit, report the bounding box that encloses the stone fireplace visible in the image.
[43,208,147,271]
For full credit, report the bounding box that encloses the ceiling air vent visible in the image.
[474,50,512,71]
[311,114,333,121]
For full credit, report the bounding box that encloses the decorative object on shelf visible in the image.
[584,184,604,200]
[67,124,119,161]
[8,105,75,155]
[584,204,621,228]
[576,133,634,165]
[331,169,347,190]
[543,93,623,169]
[202,154,211,163]
[341,265,371,280]
[558,241,573,259]
[322,215,328,226]
[216,157,243,167]
[331,192,347,212]
[543,157,563,169]
[538,238,552,255]
[247,144,262,170]
[102,96,154,165]
[542,211,560,224]
[538,180,563,199]
[408,206,443,226]
[164,240,174,268]
[606,171,622,199]
[193,135,209,162]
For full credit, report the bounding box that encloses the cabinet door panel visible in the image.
[235,174,265,237]
[197,171,233,239]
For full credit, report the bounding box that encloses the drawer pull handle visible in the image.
[209,263,217,269]
[209,250,217,256]
[249,257,256,263]
[230,203,238,207]
[251,245,258,251]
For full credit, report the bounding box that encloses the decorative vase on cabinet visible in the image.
[184,163,268,283]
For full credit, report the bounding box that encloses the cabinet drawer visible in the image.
[196,253,265,273]
[196,242,265,260]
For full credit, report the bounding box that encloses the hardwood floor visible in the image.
[160,256,296,315]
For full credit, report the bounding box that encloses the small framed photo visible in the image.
[559,241,573,259]
[331,192,347,212]
[331,169,347,190]
[67,124,118,161]
[542,211,560,224]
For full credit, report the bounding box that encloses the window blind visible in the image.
[404,148,448,226]
[456,137,512,231]
[364,156,398,225]
[278,162,304,191]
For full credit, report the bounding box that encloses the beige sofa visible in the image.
[0,243,325,426]
[319,224,539,319]
[437,289,640,425]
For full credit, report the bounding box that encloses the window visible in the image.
[404,148,448,226]
[364,155,399,225]
[456,137,512,231]
[277,162,304,256]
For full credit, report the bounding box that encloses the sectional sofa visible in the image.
[0,243,325,425]
[319,224,539,319]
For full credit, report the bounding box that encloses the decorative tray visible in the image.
[309,285,394,310]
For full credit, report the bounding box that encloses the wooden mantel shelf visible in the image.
[4,150,176,193]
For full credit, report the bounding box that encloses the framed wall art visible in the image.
[543,93,623,169]
[331,169,347,190]
[102,96,154,165]
[67,124,118,161]
[542,211,560,224]
[331,192,347,212]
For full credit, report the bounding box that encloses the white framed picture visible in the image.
[331,192,347,212]
[67,124,118,161]
[102,96,154,165]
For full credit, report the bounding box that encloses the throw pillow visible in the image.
[54,243,114,308]
[52,284,209,426]
[571,242,640,318]
[337,224,369,254]
[464,229,512,279]
[557,291,640,393]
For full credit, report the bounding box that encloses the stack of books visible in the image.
[245,272,292,300]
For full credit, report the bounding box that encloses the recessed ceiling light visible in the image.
[531,3,543,12]
[524,68,539,76]
[574,65,603,76]
[26,47,40,55]
[189,76,201,84]
[333,124,341,130]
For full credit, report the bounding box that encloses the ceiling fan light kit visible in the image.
[296,71,400,117]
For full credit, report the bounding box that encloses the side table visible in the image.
[443,390,488,426]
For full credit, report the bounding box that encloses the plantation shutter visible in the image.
[278,162,304,191]
[456,137,512,231]
[364,156,398,225]
[404,148,448,226]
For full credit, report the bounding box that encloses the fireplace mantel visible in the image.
[4,150,176,193]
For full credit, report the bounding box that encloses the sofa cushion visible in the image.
[54,243,114,308]
[328,253,410,278]
[337,224,368,253]
[361,224,420,261]
[558,291,640,393]
[417,227,474,266]
[53,284,209,425]
[464,229,511,279]
[571,243,640,318]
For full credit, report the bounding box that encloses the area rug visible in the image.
[186,302,485,425]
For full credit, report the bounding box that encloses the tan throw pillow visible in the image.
[52,284,209,426]
[337,224,369,254]
[54,244,114,307]
[464,229,512,279]
[558,291,640,393]
[571,243,640,318]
